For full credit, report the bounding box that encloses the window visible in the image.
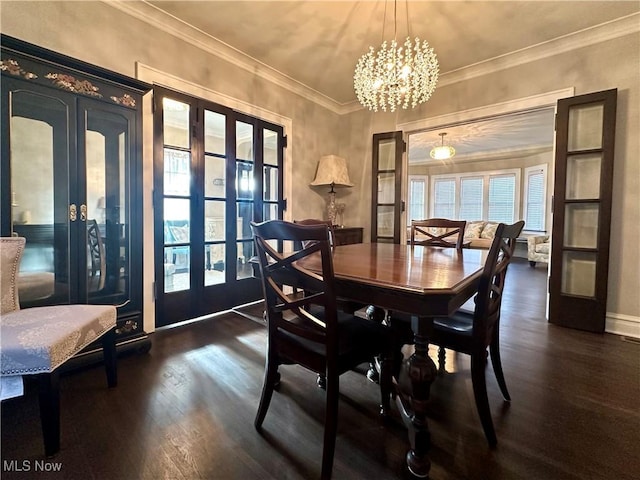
[430,169,521,223]
[524,164,547,231]
[433,178,455,218]
[488,175,516,223]
[407,175,428,223]
[459,177,483,220]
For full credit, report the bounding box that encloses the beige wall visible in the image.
[2,2,638,332]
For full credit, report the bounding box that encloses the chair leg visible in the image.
[490,334,510,401]
[470,353,497,447]
[321,372,339,480]
[38,371,60,456]
[102,327,118,388]
[255,356,278,431]
[378,351,392,416]
[437,346,446,374]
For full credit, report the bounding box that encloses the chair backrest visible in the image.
[472,220,525,347]
[87,219,106,291]
[0,237,26,314]
[251,220,339,360]
[410,218,467,249]
[294,218,336,249]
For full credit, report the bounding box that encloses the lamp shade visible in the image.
[310,155,354,187]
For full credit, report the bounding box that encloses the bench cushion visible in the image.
[1,304,116,375]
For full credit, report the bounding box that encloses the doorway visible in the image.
[153,86,285,327]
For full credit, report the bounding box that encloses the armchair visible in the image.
[1,237,117,456]
[527,235,550,267]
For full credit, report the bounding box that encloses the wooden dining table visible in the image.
[302,242,488,478]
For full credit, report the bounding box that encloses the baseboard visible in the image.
[606,312,640,339]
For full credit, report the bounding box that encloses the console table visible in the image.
[333,227,363,246]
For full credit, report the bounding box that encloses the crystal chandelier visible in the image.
[430,132,456,160]
[353,1,439,112]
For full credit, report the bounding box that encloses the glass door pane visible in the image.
[162,98,191,293]
[372,132,403,243]
[236,121,254,280]
[10,89,70,306]
[204,110,226,287]
[84,107,131,305]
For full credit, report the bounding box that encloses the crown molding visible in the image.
[104,0,345,114]
[437,12,640,88]
[104,1,639,116]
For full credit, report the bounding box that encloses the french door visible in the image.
[371,131,404,243]
[549,89,617,332]
[153,86,285,327]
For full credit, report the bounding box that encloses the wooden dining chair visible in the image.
[387,221,524,445]
[410,218,467,249]
[251,220,391,480]
[430,220,525,446]
[294,218,336,249]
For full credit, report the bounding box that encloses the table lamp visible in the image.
[310,155,353,226]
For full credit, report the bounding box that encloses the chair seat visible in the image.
[279,307,387,371]
[433,311,474,335]
[0,304,116,376]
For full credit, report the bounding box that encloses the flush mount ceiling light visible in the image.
[353,0,439,112]
[430,132,456,160]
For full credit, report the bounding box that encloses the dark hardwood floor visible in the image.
[2,259,639,479]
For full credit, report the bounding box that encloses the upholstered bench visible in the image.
[1,237,118,456]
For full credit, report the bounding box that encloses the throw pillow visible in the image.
[464,221,485,239]
[480,222,499,239]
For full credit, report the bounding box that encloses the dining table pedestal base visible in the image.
[394,317,438,478]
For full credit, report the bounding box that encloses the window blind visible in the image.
[433,179,455,218]
[526,171,545,230]
[488,175,516,223]
[459,177,483,220]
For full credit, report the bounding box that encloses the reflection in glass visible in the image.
[164,198,190,244]
[263,166,278,201]
[237,202,253,240]
[164,246,190,292]
[264,128,278,165]
[568,103,603,151]
[205,244,225,286]
[86,108,130,300]
[264,203,278,221]
[377,205,395,237]
[378,139,396,170]
[163,98,190,148]
[378,173,395,203]
[204,200,225,242]
[237,241,254,280]
[205,155,226,198]
[566,154,601,199]
[236,162,254,200]
[561,251,596,297]
[236,121,253,161]
[204,110,225,155]
[10,91,68,305]
[164,149,191,196]
[564,204,599,249]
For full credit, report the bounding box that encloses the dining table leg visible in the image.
[395,315,437,478]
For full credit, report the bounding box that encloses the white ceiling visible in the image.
[407,108,556,164]
[122,1,638,156]
[143,1,639,106]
